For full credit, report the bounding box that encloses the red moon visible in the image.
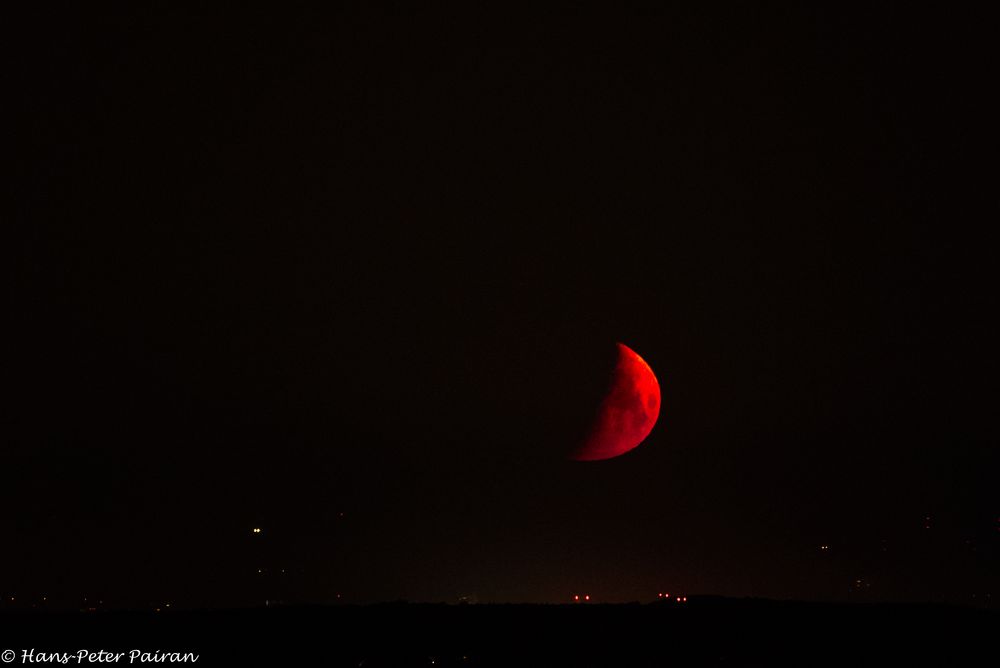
[570,342,661,461]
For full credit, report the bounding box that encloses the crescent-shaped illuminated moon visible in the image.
[570,342,661,461]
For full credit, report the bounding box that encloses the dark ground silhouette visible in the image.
[2,598,997,666]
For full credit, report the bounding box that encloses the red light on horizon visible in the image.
[584,595,590,601]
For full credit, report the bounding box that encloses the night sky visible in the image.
[9,6,997,609]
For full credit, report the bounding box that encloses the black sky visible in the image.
[8,6,998,608]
